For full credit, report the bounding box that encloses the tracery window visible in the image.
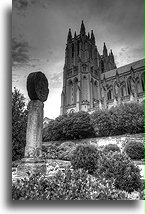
[127,77,131,95]
[72,43,74,58]
[141,73,144,91]
[107,89,112,100]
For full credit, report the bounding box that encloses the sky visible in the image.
[12,0,144,119]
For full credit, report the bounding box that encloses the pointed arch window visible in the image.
[136,77,141,93]
[74,78,78,103]
[141,73,144,91]
[77,41,79,56]
[107,89,113,100]
[72,43,74,58]
[107,90,111,100]
[121,84,126,97]
[101,60,104,73]
[90,45,92,59]
[127,77,131,95]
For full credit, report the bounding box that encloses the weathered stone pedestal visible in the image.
[17,100,46,177]
[17,158,46,177]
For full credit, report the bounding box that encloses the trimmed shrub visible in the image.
[43,111,95,141]
[71,144,99,174]
[96,151,142,193]
[103,144,120,154]
[124,141,144,160]
[12,166,134,200]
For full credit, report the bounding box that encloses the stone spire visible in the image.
[80,20,85,35]
[91,30,95,44]
[67,28,72,43]
[88,32,90,39]
[103,42,108,57]
[110,49,115,63]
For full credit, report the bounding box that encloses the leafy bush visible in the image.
[43,102,143,141]
[91,102,143,137]
[71,144,99,174]
[91,109,112,137]
[42,144,58,159]
[12,166,134,200]
[42,142,76,161]
[57,141,76,161]
[110,102,144,135]
[96,151,142,193]
[103,144,120,154]
[43,111,95,141]
[124,141,144,160]
[12,87,28,161]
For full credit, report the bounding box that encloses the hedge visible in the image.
[43,111,95,141]
[91,102,143,137]
[43,102,143,141]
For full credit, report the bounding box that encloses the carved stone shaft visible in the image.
[25,100,44,158]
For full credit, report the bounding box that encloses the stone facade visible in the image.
[60,21,144,115]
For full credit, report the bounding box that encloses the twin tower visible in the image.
[60,21,116,115]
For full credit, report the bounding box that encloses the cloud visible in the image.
[13,0,29,10]
[12,38,30,66]
[13,0,51,11]
[12,0,143,119]
[49,72,63,89]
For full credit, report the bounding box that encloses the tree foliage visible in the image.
[43,102,143,142]
[43,111,95,141]
[12,87,28,161]
[71,144,99,174]
[91,102,144,137]
[96,151,142,193]
[124,141,144,160]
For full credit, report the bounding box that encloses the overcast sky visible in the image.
[12,0,143,119]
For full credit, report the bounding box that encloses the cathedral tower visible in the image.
[60,21,116,115]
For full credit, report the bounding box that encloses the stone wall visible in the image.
[85,133,144,150]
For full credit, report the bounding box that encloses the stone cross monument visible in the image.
[25,71,49,158]
[17,71,49,176]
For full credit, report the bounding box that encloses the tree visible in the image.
[12,87,28,161]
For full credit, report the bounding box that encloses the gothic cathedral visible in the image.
[60,21,144,115]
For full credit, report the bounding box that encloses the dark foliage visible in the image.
[91,102,143,137]
[12,87,28,161]
[96,151,142,193]
[43,111,95,141]
[12,166,131,200]
[124,141,144,160]
[71,144,99,174]
[103,144,120,154]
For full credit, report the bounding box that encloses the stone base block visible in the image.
[17,158,46,178]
